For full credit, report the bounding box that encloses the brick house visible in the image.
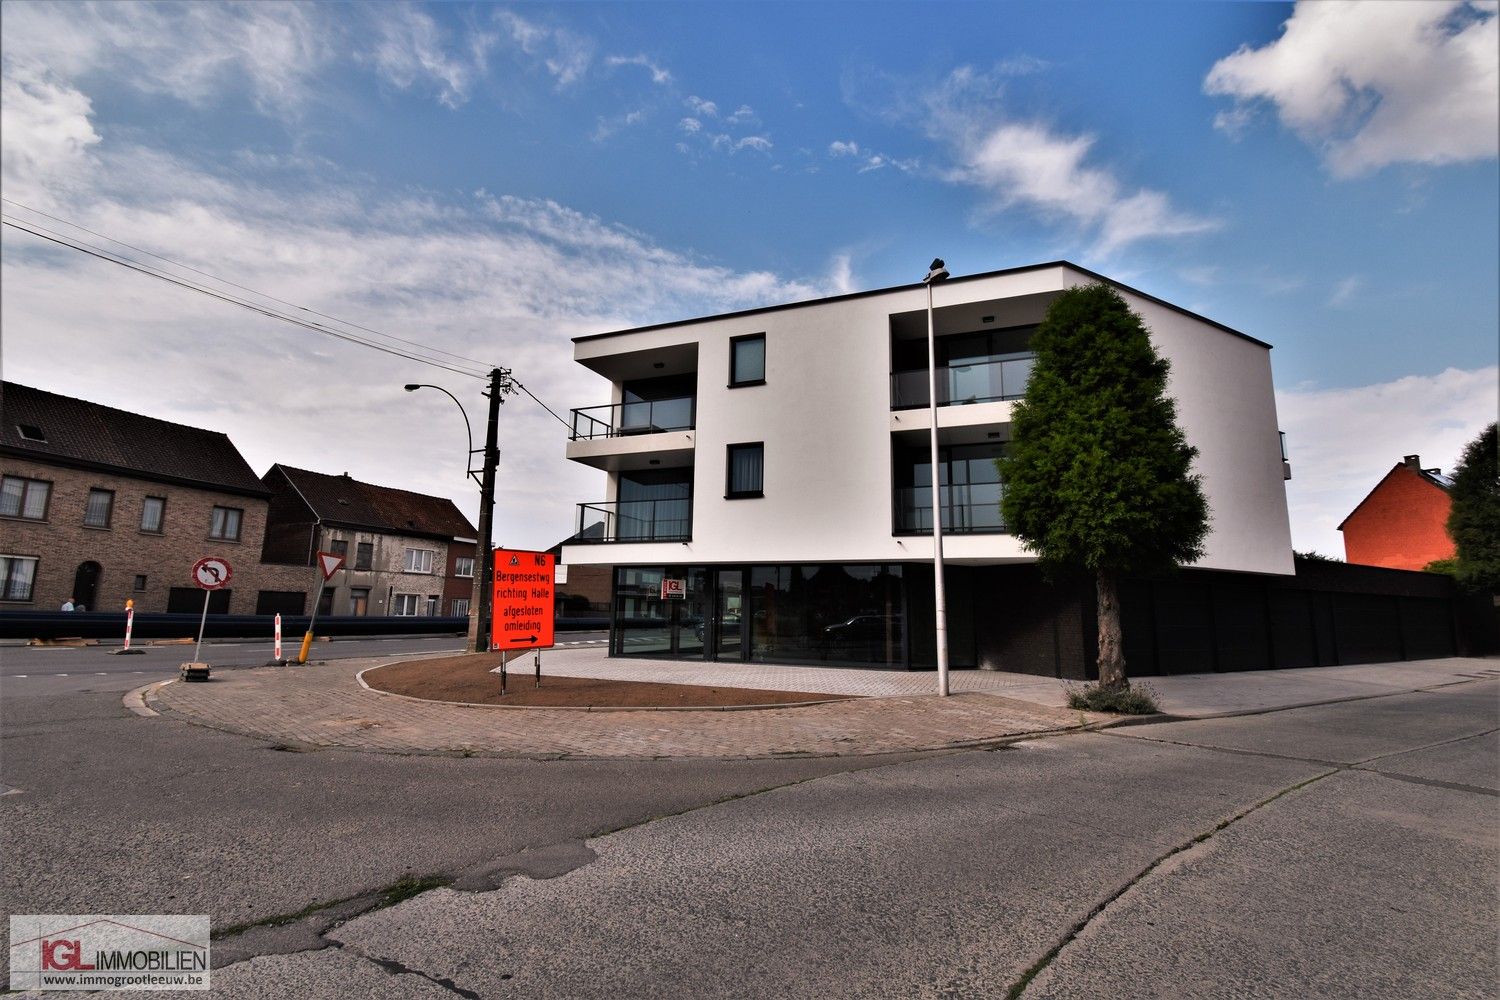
[0,381,308,613]
[260,465,477,617]
[1339,455,1456,571]
[442,538,477,618]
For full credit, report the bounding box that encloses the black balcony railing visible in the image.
[892,486,1007,535]
[891,354,1035,409]
[569,396,695,441]
[575,499,692,543]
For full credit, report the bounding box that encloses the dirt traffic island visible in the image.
[365,653,854,709]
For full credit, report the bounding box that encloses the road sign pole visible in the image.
[300,575,328,664]
[192,589,211,663]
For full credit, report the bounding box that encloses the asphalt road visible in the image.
[1,662,1494,998]
[0,632,608,695]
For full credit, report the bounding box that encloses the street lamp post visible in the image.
[924,258,951,696]
[405,367,510,653]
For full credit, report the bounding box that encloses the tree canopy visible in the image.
[1445,422,1499,591]
[999,283,1210,579]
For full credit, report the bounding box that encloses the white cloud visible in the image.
[370,3,494,108]
[1328,275,1363,307]
[828,139,917,175]
[829,140,861,157]
[678,117,702,134]
[726,104,756,125]
[0,54,837,547]
[954,120,1217,254]
[0,0,332,115]
[734,135,773,153]
[828,253,856,295]
[591,108,647,143]
[1277,366,1498,556]
[605,54,672,85]
[1205,1,1499,176]
[495,9,593,86]
[685,95,718,117]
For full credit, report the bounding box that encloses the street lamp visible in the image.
[924,258,951,696]
[405,369,509,653]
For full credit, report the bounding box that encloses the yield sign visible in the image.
[316,550,345,581]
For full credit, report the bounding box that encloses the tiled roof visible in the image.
[1,381,267,497]
[271,464,476,539]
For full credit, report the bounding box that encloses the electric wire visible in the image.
[2,215,488,380]
[2,209,580,429]
[1,197,500,373]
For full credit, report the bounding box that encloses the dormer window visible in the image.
[16,424,46,443]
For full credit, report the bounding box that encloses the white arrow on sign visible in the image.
[317,551,345,581]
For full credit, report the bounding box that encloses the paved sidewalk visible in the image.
[148,653,1095,759]
[145,649,1498,760]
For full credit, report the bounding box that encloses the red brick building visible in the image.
[1338,455,1455,571]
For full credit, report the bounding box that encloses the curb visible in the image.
[123,679,176,717]
[353,661,858,713]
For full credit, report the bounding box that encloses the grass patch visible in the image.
[380,875,449,908]
[1066,682,1160,715]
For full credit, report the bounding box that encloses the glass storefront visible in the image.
[613,563,907,668]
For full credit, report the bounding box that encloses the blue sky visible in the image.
[2,1,1496,555]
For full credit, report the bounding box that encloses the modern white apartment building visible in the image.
[562,261,1301,675]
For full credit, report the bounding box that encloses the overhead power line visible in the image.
[1,204,578,430]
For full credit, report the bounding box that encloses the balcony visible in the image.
[569,396,695,440]
[891,353,1034,410]
[892,486,1007,535]
[575,499,692,544]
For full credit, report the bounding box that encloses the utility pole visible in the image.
[471,367,509,652]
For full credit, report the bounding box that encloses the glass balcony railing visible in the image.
[892,486,1007,535]
[569,396,695,441]
[890,354,1034,409]
[575,499,693,543]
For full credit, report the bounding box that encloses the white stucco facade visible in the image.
[562,261,1294,577]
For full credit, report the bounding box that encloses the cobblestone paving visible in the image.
[149,654,1094,759]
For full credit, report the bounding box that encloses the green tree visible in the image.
[999,283,1209,689]
[1445,422,1499,591]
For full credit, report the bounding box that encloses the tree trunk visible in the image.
[1095,569,1127,689]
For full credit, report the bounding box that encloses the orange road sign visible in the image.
[491,548,555,650]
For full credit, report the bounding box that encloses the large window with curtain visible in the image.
[725,443,764,499]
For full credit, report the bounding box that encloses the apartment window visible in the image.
[726,443,765,498]
[729,333,766,387]
[426,595,440,616]
[330,539,348,559]
[454,556,475,578]
[0,556,38,602]
[133,574,148,591]
[393,593,420,616]
[83,489,115,528]
[451,598,471,617]
[209,506,242,541]
[355,542,373,570]
[0,476,50,520]
[404,548,436,574]
[140,496,165,533]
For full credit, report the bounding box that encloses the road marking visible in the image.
[96,671,109,675]
[56,673,68,676]
[12,675,26,679]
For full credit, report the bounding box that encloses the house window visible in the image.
[729,333,766,387]
[451,598,471,617]
[349,587,370,616]
[454,556,475,578]
[726,443,764,498]
[133,574,148,591]
[426,595,440,616]
[355,542,373,570]
[0,556,38,602]
[209,506,242,541]
[0,476,50,520]
[330,539,348,559]
[140,496,166,533]
[83,489,115,528]
[393,593,420,616]
[404,548,435,574]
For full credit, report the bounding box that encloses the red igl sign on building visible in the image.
[491,549,555,651]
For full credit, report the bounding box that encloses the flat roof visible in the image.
[572,259,1273,350]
